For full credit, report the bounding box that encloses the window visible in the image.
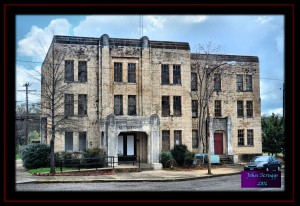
[114,95,123,115]
[162,130,170,151]
[128,63,136,83]
[214,100,222,117]
[173,65,181,84]
[65,132,73,151]
[64,94,74,116]
[246,75,252,91]
[173,96,182,116]
[237,101,244,117]
[238,129,244,146]
[174,130,182,145]
[78,94,87,115]
[247,129,254,146]
[192,100,198,118]
[191,72,197,91]
[236,74,243,91]
[246,101,253,117]
[78,61,87,82]
[114,62,122,82]
[162,96,170,116]
[192,130,198,149]
[128,95,136,116]
[161,64,169,85]
[65,60,74,81]
[214,73,221,91]
[79,132,87,151]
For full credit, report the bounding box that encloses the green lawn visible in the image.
[27,167,74,174]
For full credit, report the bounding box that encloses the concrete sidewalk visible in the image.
[16,160,244,184]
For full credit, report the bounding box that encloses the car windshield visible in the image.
[251,156,269,162]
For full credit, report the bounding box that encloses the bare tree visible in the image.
[191,42,235,174]
[15,103,41,145]
[40,41,76,174]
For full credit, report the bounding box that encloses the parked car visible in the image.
[244,155,282,171]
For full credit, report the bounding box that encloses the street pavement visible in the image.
[16,159,245,184]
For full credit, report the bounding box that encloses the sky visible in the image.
[15,15,284,116]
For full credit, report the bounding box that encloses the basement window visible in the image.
[192,130,198,149]
[65,132,73,152]
[174,130,182,145]
[162,130,170,151]
[79,132,87,151]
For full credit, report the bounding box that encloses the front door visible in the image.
[214,133,223,154]
[118,133,136,161]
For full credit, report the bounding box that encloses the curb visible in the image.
[18,171,242,184]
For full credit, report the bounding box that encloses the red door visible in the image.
[214,133,223,154]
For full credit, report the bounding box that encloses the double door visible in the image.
[118,133,136,161]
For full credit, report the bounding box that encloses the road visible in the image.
[16,171,285,192]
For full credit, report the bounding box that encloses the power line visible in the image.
[261,77,284,81]
[17,82,36,145]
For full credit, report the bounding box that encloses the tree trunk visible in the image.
[50,138,55,174]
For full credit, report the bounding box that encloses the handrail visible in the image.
[59,156,115,173]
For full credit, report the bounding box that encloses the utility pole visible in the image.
[17,82,36,144]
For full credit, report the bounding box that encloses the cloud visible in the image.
[262,107,283,116]
[16,66,41,103]
[73,15,209,40]
[256,16,273,24]
[17,19,72,61]
[183,15,208,23]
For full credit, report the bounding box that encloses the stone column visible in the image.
[150,114,162,170]
[106,114,118,165]
[227,117,233,155]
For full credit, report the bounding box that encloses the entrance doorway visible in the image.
[214,133,223,154]
[118,133,136,161]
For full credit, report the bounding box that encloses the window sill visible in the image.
[64,81,88,84]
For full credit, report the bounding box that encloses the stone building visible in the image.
[41,34,262,168]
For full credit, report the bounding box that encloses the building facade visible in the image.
[41,34,262,168]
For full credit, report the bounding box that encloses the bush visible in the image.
[82,148,106,158]
[160,151,174,168]
[82,148,107,168]
[171,144,188,166]
[184,151,195,167]
[21,143,50,169]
